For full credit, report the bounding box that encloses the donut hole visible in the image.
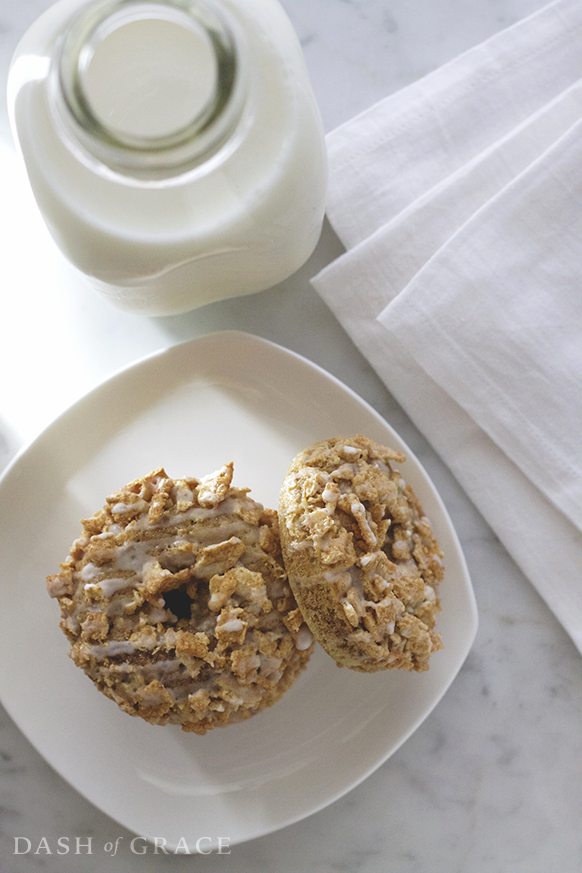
[163,588,192,621]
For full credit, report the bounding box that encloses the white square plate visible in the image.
[0,331,477,850]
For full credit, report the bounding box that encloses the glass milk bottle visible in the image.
[8,0,327,316]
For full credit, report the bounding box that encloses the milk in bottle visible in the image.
[8,0,327,315]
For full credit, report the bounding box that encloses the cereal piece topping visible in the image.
[197,462,234,508]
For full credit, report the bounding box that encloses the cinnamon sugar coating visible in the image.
[47,464,313,734]
[278,436,444,672]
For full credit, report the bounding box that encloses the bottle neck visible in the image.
[51,0,247,181]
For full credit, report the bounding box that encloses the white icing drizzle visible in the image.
[219,618,244,634]
[87,640,136,658]
[112,499,149,515]
[85,577,130,596]
[296,625,313,651]
[424,584,437,602]
[172,484,195,504]
[79,562,100,581]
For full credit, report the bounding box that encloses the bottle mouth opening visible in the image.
[53,0,245,180]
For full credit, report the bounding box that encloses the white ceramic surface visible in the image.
[0,332,477,850]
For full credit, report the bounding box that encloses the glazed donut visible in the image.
[278,436,444,672]
[47,463,314,734]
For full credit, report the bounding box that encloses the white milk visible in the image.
[8,0,327,316]
[84,18,218,140]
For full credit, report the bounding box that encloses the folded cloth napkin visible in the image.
[312,0,582,654]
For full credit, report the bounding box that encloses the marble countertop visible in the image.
[1,1,581,871]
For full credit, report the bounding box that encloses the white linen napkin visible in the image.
[312,0,582,654]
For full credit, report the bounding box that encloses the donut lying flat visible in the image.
[47,463,313,734]
[278,436,444,672]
